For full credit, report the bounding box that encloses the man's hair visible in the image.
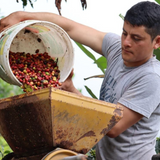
[124,1,160,41]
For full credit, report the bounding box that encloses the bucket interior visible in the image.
[10,22,74,83]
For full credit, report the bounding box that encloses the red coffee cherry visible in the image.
[9,51,61,92]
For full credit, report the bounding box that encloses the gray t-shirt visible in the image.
[96,33,160,160]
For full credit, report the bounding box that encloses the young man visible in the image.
[1,1,160,159]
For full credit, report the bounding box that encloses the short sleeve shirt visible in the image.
[96,33,160,160]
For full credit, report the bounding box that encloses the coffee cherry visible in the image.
[9,51,61,92]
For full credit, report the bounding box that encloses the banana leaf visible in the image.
[75,41,106,73]
[84,85,98,99]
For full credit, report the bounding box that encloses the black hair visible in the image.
[124,1,160,41]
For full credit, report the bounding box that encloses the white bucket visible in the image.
[0,20,74,86]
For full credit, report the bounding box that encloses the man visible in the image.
[1,1,160,159]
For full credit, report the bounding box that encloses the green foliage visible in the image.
[75,42,106,98]
[154,48,160,61]
[0,78,24,99]
[75,42,107,74]
[75,42,96,61]
[156,137,160,141]
[0,135,12,159]
[86,148,96,160]
[156,137,160,154]
[84,85,98,99]
[119,14,124,20]
[18,0,35,8]
[155,0,160,4]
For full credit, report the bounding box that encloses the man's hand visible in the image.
[0,11,25,32]
[57,69,83,96]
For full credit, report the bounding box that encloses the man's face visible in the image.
[121,21,155,67]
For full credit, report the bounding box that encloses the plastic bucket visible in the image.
[0,20,74,86]
[41,148,77,160]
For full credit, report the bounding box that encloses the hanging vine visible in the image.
[16,0,87,15]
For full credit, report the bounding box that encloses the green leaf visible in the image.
[21,0,27,7]
[95,56,107,73]
[155,0,160,4]
[18,0,34,8]
[119,14,124,20]
[84,85,98,99]
[28,0,34,8]
[0,151,3,159]
[0,78,24,99]
[0,135,12,158]
[86,148,96,159]
[75,42,97,61]
[3,150,12,155]
[154,48,160,61]
[75,41,107,73]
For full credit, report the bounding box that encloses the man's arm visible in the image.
[0,11,106,55]
[106,103,143,138]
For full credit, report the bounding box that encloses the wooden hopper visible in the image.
[0,87,123,159]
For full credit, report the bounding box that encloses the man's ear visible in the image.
[154,35,160,49]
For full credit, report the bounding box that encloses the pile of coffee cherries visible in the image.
[9,51,61,92]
